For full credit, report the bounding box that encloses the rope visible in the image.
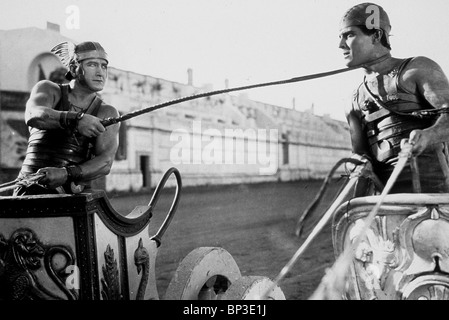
[0,173,45,194]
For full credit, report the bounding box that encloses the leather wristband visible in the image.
[59,111,68,129]
[60,111,84,131]
[65,165,83,182]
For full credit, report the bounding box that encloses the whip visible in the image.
[100,55,394,127]
[100,65,364,127]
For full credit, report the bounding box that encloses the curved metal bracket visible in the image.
[148,167,182,247]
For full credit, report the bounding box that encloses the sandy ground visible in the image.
[108,178,346,300]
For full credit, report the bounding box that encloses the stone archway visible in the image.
[27,53,65,89]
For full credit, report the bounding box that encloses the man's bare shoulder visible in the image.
[400,56,447,90]
[98,101,119,118]
[32,80,61,93]
[404,56,444,75]
[28,80,62,108]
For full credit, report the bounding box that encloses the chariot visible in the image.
[292,144,449,300]
[1,159,448,301]
[332,193,449,300]
[0,167,285,300]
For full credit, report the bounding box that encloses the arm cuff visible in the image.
[65,165,83,182]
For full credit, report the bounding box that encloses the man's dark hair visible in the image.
[359,25,392,50]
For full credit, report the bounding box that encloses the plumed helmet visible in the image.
[51,41,108,80]
[340,3,391,38]
[73,41,108,64]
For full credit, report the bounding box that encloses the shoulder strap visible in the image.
[395,57,416,94]
[363,58,449,120]
[363,76,420,118]
[85,95,103,116]
[55,84,70,111]
[397,57,414,74]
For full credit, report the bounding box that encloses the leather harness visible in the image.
[354,57,449,193]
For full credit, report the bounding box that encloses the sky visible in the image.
[1,0,449,121]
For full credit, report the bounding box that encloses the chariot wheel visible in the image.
[219,276,286,300]
[164,247,242,300]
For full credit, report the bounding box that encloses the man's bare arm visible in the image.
[401,56,449,154]
[77,104,120,183]
[346,106,370,157]
[25,80,62,129]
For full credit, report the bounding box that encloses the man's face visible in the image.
[338,26,376,67]
[78,58,108,91]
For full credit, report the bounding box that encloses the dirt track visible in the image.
[108,179,345,300]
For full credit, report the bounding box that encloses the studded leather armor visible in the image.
[352,57,449,193]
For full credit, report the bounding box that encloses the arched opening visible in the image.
[27,53,65,89]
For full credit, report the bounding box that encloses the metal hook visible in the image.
[148,167,182,247]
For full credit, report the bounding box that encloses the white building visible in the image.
[0,24,352,192]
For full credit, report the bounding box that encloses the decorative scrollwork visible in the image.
[337,197,449,300]
[0,228,77,300]
[349,218,401,300]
